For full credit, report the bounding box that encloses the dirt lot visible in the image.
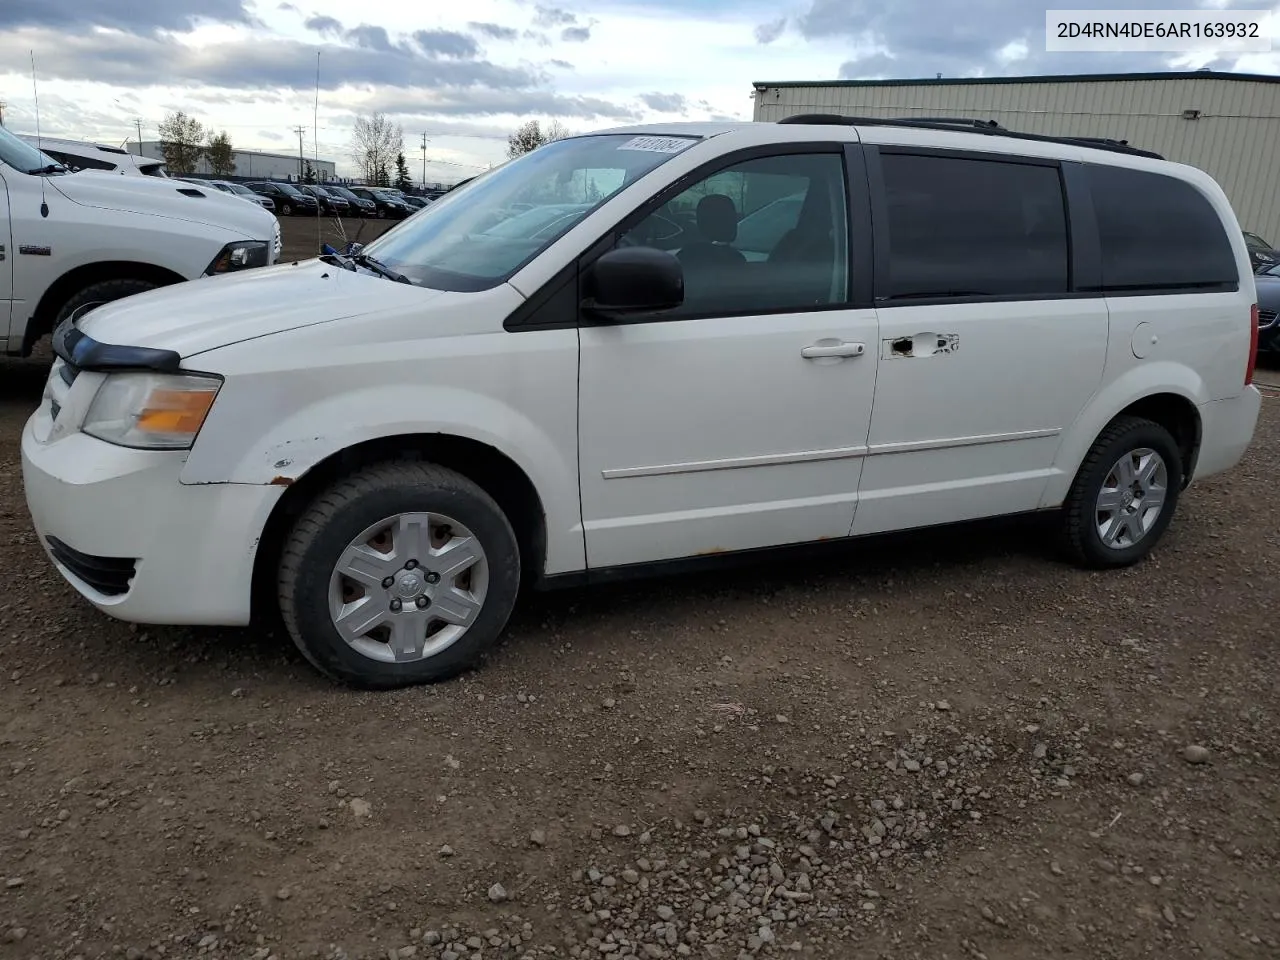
[277,215,397,263]
[1,222,1279,959]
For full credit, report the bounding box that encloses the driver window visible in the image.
[618,152,849,317]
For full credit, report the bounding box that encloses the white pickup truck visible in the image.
[1,126,280,356]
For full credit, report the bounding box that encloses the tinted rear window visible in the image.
[879,152,1070,300]
[1086,165,1237,292]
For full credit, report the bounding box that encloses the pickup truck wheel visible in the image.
[1061,415,1183,569]
[55,278,159,327]
[277,461,521,689]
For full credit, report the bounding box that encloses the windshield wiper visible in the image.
[28,163,66,176]
[352,252,412,284]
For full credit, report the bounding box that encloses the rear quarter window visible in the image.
[1086,164,1238,292]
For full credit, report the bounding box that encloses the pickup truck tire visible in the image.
[1061,415,1183,569]
[277,461,521,689]
[54,278,160,328]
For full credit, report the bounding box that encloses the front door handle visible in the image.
[801,340,865,359]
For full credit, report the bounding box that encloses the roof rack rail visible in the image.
[894,117,1003,129]
[775,113,1164,160]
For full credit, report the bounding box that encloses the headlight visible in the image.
[205,240,270,275]
[83,372,222,450]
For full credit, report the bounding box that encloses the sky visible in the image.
[1,0,1279,183]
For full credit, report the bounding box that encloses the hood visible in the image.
[49,171,276,240]
[78,258,441,358]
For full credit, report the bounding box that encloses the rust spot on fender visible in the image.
[270,475,295,487]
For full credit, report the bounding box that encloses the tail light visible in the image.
[1247,303,1259,386]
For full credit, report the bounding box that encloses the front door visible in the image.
[577,148,880,569]
[851,147,1108,537]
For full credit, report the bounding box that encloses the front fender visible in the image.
[1039,360,1206,508]
[180,379,585,575]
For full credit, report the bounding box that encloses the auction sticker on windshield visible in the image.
[617,136,698,154]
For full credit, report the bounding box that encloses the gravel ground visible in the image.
[1,222,1278,958]
[277,215,397,262]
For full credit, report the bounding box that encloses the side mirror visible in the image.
[582,246,684,319]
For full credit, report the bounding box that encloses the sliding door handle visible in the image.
[801,340,865,359]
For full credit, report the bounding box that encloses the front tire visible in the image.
[277,462,521,689]
[55,278,159,328]
[280,202,293,216]
[1061,415,1183,569]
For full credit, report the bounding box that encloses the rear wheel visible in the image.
[1061,415,1183,569]
[280,202,294,216]
[277,462,521,688]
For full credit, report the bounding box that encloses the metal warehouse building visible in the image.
[133,141,337,182]
[751,70,1280,244]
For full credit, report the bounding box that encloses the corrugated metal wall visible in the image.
[752,78,1280,243]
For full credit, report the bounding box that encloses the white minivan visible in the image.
[0,126,280,356]
[21,117,1263,688]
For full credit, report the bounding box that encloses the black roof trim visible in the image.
[753,70,1280,90]
[776,114,1165,160]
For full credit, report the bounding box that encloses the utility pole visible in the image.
[293,125,307,181]
[0,101,6,127]
[420,133,429,189]
[133,118,143,154]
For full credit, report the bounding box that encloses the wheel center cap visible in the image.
[394,570,426,599]
[1122,490,1136,508]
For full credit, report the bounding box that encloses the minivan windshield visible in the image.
[360,133,700,291]
[0,125,64,175]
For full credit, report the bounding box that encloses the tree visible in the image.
[506,119,571,159]
[394,152,412,192]
[375,162,391,187]
[303,161,317,185]
[206,130,235,176]
[350,113,403,184]
[158,110,205,175]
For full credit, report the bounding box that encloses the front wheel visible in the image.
[277,462,521,688]
[55,278,159,328]
[280,202,293,216]
[1061,415,1183,569]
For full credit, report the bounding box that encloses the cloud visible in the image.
[0,0,253,33]
[549,58,574,69]
[413,29,480,59]
[1,26,641,124]
[277,2,297,10]
[533,5,577,28]
[798,0,1227,78]
[346,23,394,52]
[367,88,640,121]
[0,28,539,92]
[638,91,688,113]
[561,26,591,42]
[468,21,519,41]
[258,130,286,141]
[522,29,552,47]
[754,17,787,44]
[304,14,344,37]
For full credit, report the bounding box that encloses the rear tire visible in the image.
[55,278,160,328]
[280,202,293,216]
[277,461,521,689]
[1061,415,1183,569]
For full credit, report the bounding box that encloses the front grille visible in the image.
[46,537,137,596]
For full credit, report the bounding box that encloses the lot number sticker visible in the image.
[617,136,697,154]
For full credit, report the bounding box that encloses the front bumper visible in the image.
[21,400,283,626]
[1259,307,1280,352]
